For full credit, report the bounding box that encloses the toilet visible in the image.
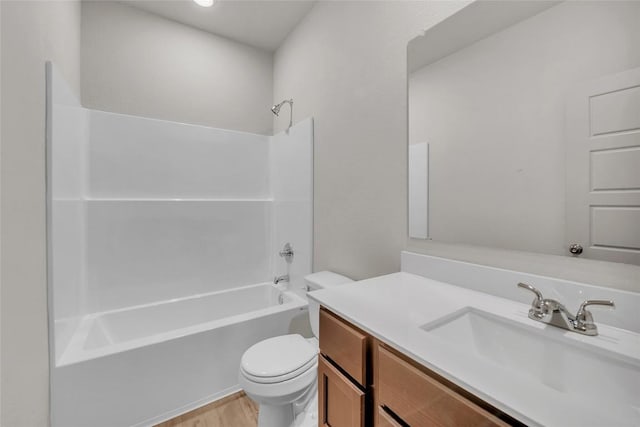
[238,271,353,427]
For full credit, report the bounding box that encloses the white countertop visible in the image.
[308,272,640,427]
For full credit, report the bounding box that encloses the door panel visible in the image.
[592,207,640,249]
[566,67,640,264]
[318,355,365,427]
[591,147,640,190]
[589,85,640,135]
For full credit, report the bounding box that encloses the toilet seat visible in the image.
[241,356,317,384]
[240,334,318,384]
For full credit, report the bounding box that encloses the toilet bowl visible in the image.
[238,271,353,427]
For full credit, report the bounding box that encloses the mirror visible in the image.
[408,1,640,265]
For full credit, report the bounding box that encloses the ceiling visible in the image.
[408,1,559,73]
[120,0,316,52]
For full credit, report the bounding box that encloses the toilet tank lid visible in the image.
[304,271,353,290]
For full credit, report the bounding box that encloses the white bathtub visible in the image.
[52,283,307,427]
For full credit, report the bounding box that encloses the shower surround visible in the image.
[46,64,313,426]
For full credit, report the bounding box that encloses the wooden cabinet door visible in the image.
[318,355,365,427]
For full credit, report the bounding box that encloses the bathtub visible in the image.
[52,283,308,427]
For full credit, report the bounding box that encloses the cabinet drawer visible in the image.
[377,345,507,427]
[377,406,404,427]
[320,308,368,386]
[318,355,365,427]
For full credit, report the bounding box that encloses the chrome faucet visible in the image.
[279,243,294,264]
[517,282,614,336]
[274,274,289,285]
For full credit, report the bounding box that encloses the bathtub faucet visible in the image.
[274,275,289,285]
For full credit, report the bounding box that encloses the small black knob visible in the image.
[569,244,583,255]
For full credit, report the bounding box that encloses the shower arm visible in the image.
[272,99,293,129]
[286,100,292,129]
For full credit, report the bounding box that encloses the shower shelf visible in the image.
[81,197,275,202]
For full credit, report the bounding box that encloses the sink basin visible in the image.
[421,308,640,420]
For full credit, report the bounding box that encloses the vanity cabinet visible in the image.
[318,307,519,427]
[318,308,370,427]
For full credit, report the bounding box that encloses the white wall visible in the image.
[87,111,271,199]
[47,100,314,348]
[409,1,640,256]
[0,1,82,426]
[48,63,89,363]
[81,111,271,313]
[81,1,274,135]
[270,118,314,293]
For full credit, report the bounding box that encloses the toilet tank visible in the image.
[305,271,353,338]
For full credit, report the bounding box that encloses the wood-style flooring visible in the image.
[155,391,258,427]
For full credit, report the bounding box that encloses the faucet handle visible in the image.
[573,300,615,336]
[279,243,294,264]
[517,282,546,319]
[575,299,615,326]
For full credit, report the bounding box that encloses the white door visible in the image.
[566,67,640,265]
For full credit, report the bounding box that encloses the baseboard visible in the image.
[131,385,243,427]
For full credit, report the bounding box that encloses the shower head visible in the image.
[271,99,294,128]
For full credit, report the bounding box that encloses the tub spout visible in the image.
[273,275,289,285]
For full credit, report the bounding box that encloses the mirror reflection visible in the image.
[408,1,640,265]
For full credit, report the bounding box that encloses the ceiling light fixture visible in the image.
[193,0,214,7]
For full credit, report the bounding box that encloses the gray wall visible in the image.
[1,1,82,425]
[81,1,274,135]
[273,0,469,279]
